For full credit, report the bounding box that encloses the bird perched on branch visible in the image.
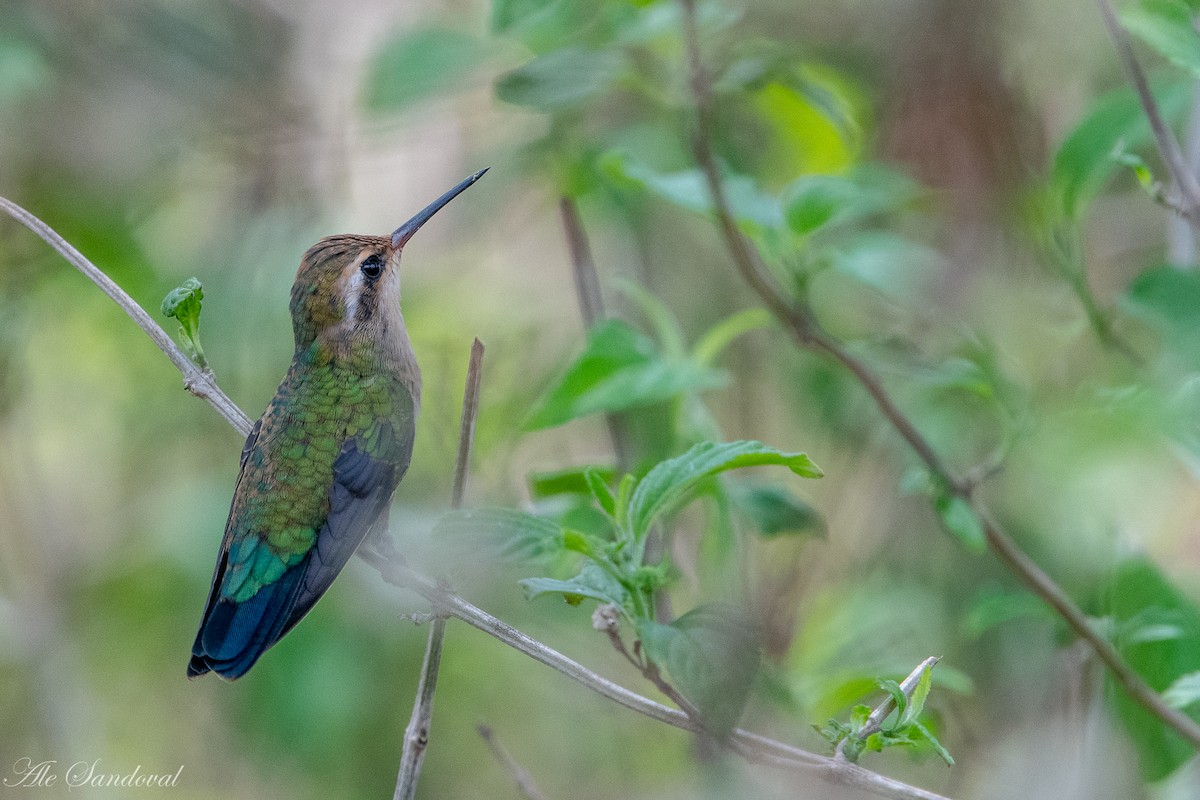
[188,169,487,680]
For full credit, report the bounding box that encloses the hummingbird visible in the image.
[188,169,487,680]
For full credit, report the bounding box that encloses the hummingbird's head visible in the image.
[288,169,487,353]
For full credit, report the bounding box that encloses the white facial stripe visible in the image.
[343,264,366,322]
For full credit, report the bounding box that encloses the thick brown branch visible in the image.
[677,0,1200,751]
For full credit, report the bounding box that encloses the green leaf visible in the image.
[897,663,933,728]
[1053,80,1191,218]
[824,231,943,300]
[434,507,565,561]
[727,480,825,537]
[520,563,630,608]
[783,167,917,236]
[637,604,760,740]
[1107,557,1200,780]
[691,308,774,367]
[1163,670,1200,710]
[496,47,625,110]
[585,468,617,517]
[524,319,727,430]
[528,465,617,499]
[963,588,1054,638]
[912,721,955,766]
[160,277,207,369]
[1123,264,1200,366]
[1121,0,1200,77]
[875,679,907,731]
[933,493,986,553]
[627,440,823,538]
[599,150,784,235]
[363,28,485,113]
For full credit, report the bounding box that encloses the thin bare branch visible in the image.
[393,616,448,800]
[359,551,952,800]
[452,338,486,508]
[477,724,550,800]
[558,195,631,469]
[7,193,953,800]
[677,0,1200,751]
[393,339,487,799]
[559,197,605,328]
[1097,0,1200,217]
[0,196,254,436]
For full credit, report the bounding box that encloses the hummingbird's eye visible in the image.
[360,254,385,280]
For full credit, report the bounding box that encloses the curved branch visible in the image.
[676,0,1200,751]
[0,196,253,436]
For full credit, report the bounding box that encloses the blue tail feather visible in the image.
[187,556,309,680]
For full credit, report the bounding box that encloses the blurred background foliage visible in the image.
[4,0,1200,798]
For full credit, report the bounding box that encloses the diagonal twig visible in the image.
[0,197,254,436]
[477,723,550,800]
[393,338,486,800]
[1098,0,1200,219]
[676,0,1200,751]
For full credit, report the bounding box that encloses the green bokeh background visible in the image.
[4,0,1200,798]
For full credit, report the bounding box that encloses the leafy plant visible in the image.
[815,661,953,766]
[437,439,821,734]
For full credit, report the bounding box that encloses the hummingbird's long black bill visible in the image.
[391,168,489,249]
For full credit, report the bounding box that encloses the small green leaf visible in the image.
[963,588,1054,638]
[161,277,207,369]
[520,563,630,608]
[363,28,485,113]
[1121,0,1200,77]
[614,472,636,533]
[1163,670,1200,710]
[496,47,625,110]
[529,465,617,499]
[1111,145,1159,195]
[637,604,760,740]
[599,150,783,235]
[627,440,822,538]
[691,308,774,367]
[912,721,954,766]
[525,319,727,430]
[561,528,600,558]
[585,468,617,517]
[434,507,564,561]
[1123,264,1200,367]
[933,493,986,553]
[898,664,933,728]
[727,480,825,537]
[875,679,907,732]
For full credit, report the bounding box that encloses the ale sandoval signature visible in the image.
[4,758,183,789]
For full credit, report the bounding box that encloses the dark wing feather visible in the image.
[278,423,404,636]
[188,419,413,680]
